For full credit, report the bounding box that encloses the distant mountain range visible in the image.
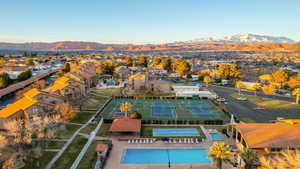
[0,34,296,51]
[185,33,295,44]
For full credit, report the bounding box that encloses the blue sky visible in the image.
[0,0,299,44]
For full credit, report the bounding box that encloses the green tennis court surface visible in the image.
[101,98,227,121]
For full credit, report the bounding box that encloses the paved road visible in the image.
[209,85,300,123]
[211,85,294,102]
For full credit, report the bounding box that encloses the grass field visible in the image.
[23,152,57,169]
[77,140,111,169]
[231,93,300,110]
[101,98,227,121]
[52,136,87,169]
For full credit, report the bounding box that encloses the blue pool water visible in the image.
[121,149,211,164]
[210,133,222,140]
[153,128,200,137]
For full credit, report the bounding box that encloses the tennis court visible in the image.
[186,101,221,119]
[101,98,227,121]
[151,102,176,118]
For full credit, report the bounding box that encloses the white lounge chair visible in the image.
[195,139,199,144]
[191,139,194,144]
[139,140,143,144]
[150,139,153,144]
[179,139,182,144]
[143,139,146,144]
[173,139,177,144]
[128,140,131,144]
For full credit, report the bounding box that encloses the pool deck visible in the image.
[104,135,233,169]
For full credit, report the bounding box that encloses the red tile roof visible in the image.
[109,118,141,132]
[95,144,108,152]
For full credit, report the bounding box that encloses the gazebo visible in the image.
[109,117,141,138]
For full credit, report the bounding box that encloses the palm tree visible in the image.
[240,149,258,169]
[292,88,300,104]
[208,142,232,169]
[259,150,300,169]
[120,102,131,117]
[235,81,244,95]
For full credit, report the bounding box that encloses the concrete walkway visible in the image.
[45,107,102,169]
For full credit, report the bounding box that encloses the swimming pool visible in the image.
[153,128,200,137]
[121,148,211,164]
[210,133,222,140]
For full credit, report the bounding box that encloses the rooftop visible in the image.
[109,118,141,133]
[235,123,300,149]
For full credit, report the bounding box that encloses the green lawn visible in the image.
[231,93,300,110]
[45,141,66,149]
[23,152,57,169]
[80,124,96,134]
[140,126,206,138]
[56,124,81,139]
[70,112,94,124]
[101,98,227,121]
[77,140,111,169]
[52,136,87,169]
[96,123,111,137]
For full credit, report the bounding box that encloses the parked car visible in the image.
[236,97,247,101]
[217,98,226,102]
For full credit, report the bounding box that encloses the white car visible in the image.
[237,97,247,101]
[217,98,226,102]
[254,107,264,110]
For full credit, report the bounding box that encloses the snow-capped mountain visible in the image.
[188,33,295,44]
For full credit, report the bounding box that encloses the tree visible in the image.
[160,57,172,72]
[63,63,71,73]
[55,102,76,122]
[259,150,300,169]
[218,64,241,80]
[25,58,35,66]
[240,149,258,169]
[262,85,277,95]
[120,102,131,117]
[0,57,5,66]
[235,81,244,95]
[4,119,32,145]
[292,88,300,104]
[97,60,116,75]
[130,111,142,119]
[124,57,133,67]
[17,69,32,82]
[208,142,231,169]
[203,76,212,87]
[0,73,11,88]
[138,56,148,67]
[270,69,289,88]
[288,74,300,89]
[0,134,8,150]
[173,60,191,77]
[152,57,161,66]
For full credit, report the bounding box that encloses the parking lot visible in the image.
[210,85,300,122]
